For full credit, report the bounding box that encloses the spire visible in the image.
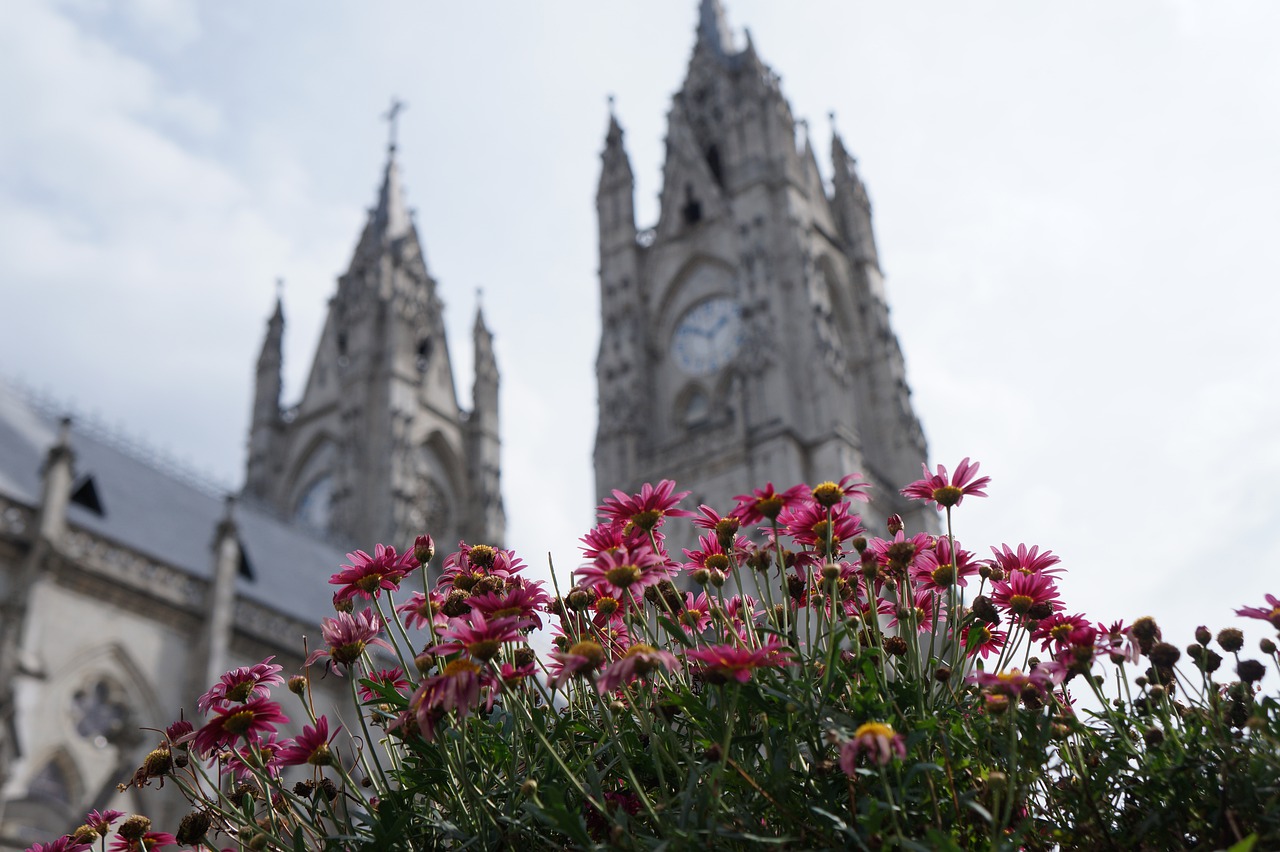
[698,0,734,55]
[371,145,413,244]
[829,116,880,270]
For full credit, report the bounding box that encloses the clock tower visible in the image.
[593,0,932,534]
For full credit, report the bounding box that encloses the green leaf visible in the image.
[1225,835,1259,852]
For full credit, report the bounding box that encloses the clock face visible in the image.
[671,297,744,376]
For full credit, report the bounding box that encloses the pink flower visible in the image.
[839,722,906,771]
[901,457,990,509]
[970,667,1061,697]
[909,537,980,592]
[811,473,872,506]
[730,482,808,525]
[990,543,1063,577]
[886,587,946,634]
[197,656,284,713]
[84,809,125,835]
[433,610,524,663]
[279,716,341,767]
[330,544,417,604]
[411,658,487,737]
[191,697,289,757]
[396,590,448,631]
[596,643,681,693]
[678,591,714,632]
[962,624,1007,659]
[305,609,393,674]
[359,668,412,702]
[687,639,795,684]
[1031,612,1092,654]
[778,500,864,554]
[548,640,609,689]
[466,582,551,631]
[575,543,673,600]
[25,838,92,852]
[225,732,284,781]
[598,480,694,532]
[1236,593,1280,630]
[438,542,525,593]
[990,570,1063,619]
[109,833,178,852]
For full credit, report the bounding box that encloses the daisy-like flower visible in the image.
[990,543,1063,577]
[778,500,865,556]
[692,505,742,548]
[839,722,907,771]
[730,482,808,525]
[962,623,1007,659]
[305,609,393,674]
[1098,619,1140,664]
[358,668,413,702]
[83,809,125,837]
[329,543,417,604]
[27,837,92,852]
[396,590,448,631]
[548,640,609,688]
[886,587,946,634]
[901,457,991,509]
[1236,593,1280,630]
[279,716,341,767]
[438,542,526,594]
[109,832,178,852]
[412,658,486,734]
[1031,612,1092,654]
[970,666,1062,697]
[197,656,285,713]
[911,537,980,592]
[191,697,289,757]
[687,638,795,685]
[433,610,524,663]
[225,732,284,781]
[596,643,681,694]
[681,532,742,576]
[679,591,714,632]
[598,480,694,532]
[810,473,871,507]
[575,543,673,600]
[466,582,551,631]
[991,570,1064,619]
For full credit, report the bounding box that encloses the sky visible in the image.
[1,1,1277,652]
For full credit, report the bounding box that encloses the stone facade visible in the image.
[0,140,501,847]
[594,0,933,537]
[243,142,505,554]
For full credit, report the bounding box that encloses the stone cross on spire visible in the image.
[382,97,406,153]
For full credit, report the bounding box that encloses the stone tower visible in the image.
[244,136,505,553]
[593,0,931,533]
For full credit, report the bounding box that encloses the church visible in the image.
[0,1,929,845]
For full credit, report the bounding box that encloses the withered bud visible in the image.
[175,811,212,845]
[884,636,909,657]
[971,595,1001,626]
[1218,628,1245,653]
[1149,642,1181,668]
[514,646,537,667]
[1143,727,1165,747]
[1261,637,1277,655]
[1027,602,1055,621]
[119,816,151,841]
[934,666,953,684]
[1238,659,1266,684]
[886,514,904,535]
[1195,625,1212,646]
[1147,684,1166,702]
[565,588,593,611]
[441,589,472,618]
[1131,616,1161,653]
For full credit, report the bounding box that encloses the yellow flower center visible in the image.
[605,564,641,587]
[853,721,895,739]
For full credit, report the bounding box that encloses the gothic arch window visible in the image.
[27,751,80,809]
[676,382,712,430]
[289,439,338,532]
[70,675,132,749]
[410,437,463,545]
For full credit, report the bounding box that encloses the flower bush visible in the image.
[29,461,1280,850]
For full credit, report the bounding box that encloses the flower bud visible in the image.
[1195,625,1212,646]
[412,534,435,567]
[821,562,842,582]
[288,675,308,695]
[1217,628,1244,653]
[1260,637,1277,656]
[886,514,904,535]
[692,568,711,586]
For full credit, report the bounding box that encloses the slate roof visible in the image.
[0,379,346,628]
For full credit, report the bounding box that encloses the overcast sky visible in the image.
[1,1,1277,652]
